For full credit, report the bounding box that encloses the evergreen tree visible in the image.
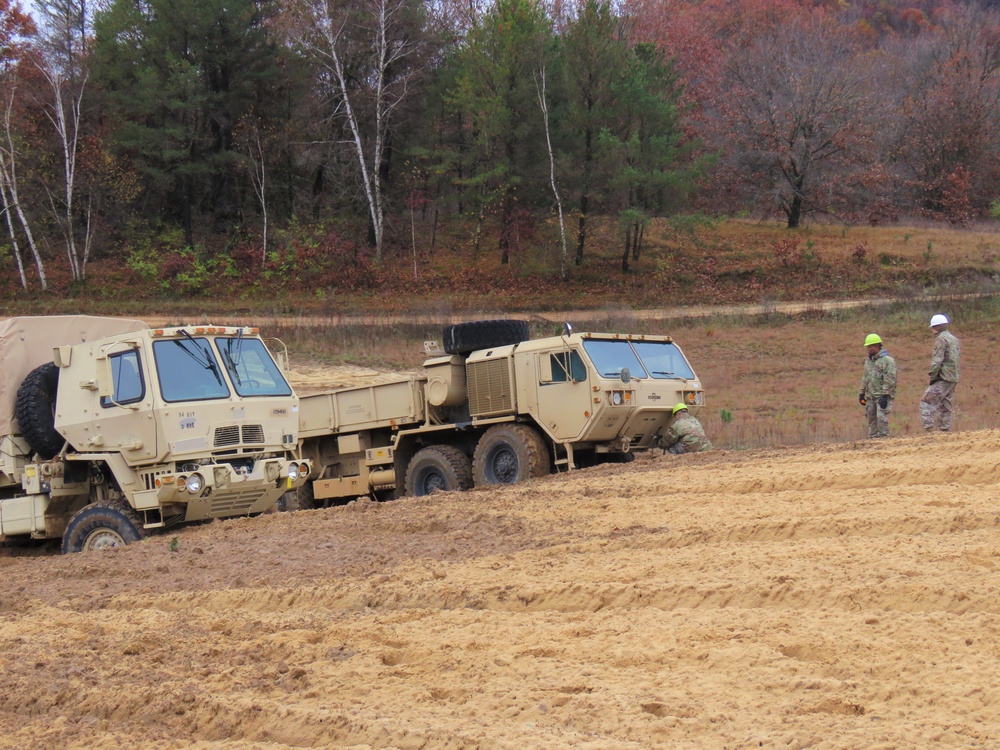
[449,0,553,264]
[92,0,286,248]
[598,42,701,271]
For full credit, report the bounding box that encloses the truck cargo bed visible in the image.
[298,377,426,438]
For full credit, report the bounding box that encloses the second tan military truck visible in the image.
[294,320,704,506]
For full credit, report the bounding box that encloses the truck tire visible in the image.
[405,445,473,496]
[15,362,65,459]
[443,319,530,355]
[296,480,322,510]
[62,500,148,554]
[473,424,550,487]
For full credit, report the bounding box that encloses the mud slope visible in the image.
[2,431,1000,749]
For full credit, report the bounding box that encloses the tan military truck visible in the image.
[0,316,310,552]
[295,320,704,505]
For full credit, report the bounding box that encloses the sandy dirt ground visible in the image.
[1,425,999,749]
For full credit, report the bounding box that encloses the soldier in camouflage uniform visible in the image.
[859,333,897,439]
[660,403,713,454]
[920,314,960,432]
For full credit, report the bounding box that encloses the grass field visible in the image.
[4,218,998,450]
[267,293,1000,451]
[4,217,1000,312]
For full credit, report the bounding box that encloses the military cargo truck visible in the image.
[0,316,310,552]
[295,320,704,506]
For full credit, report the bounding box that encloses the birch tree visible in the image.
[294,0,427,262]
[0,0,44,290]
[535,63,568,281]
[0,71,47,290]
[33,0,90,280]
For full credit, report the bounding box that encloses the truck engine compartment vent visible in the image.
[241,425,265,444]
[467,359,514,417]
[214,425,265,447]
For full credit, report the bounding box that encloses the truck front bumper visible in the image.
[155,458,311,520]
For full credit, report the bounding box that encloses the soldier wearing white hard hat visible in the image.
[920,314,960,432]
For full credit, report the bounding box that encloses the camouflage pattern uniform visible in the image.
[859,348,897,438]
[920,329,960,431]
[660,413,713,454]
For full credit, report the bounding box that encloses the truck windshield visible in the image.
[582,339,696,380]
[153,338,231,402]
[582,340,648,379]
[631,341,696,380]
[216,337,292,397]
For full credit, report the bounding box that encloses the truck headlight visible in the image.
[612,392,623,406]
[287,464,299,481]
[186,473,204,494]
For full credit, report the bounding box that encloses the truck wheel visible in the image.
[62,501,148,554]
[405,445,473,496]
[443,320,530,355]
[15,362,65,459]
[297,480,322,510]
[473,424,550,487]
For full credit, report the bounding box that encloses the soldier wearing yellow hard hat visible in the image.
[659,403,713,454]
[859,333,897,438]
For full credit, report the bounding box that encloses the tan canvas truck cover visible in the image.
[0,315,148,436]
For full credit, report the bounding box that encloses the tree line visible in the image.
[2,0,998,290]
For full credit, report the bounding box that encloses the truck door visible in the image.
[96,345,158,461]
[532,349,592,440]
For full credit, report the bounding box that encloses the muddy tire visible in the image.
[442,320,530,355]
[62,501,148,554]
[296,480,322,510]
[405,445,473,496]
[15,362,64,459]
[473,424,550,487]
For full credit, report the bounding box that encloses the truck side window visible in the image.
[546,350,586,383]
[100,350,145,407]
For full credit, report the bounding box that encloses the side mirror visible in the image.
[620,367,631,384]
[95,356,113,398]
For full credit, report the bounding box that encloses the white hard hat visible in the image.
[929,314,949,327]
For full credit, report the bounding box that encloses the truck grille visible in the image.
[467,359,514,417]
[209,487,267,516]
[214,425,265,447]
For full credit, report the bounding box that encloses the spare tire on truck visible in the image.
[443,319,530,355]
[15,361,65,459]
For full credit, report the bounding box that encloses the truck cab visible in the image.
[466,331,704,469]
[0,317,309,552]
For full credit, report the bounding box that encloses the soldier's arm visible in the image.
[883,360,898,397]
[929,337,945,380]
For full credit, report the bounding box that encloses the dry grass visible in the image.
[274,295,1000,450]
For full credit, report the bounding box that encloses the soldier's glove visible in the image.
[878,395,889,410]
[858,393,866,406]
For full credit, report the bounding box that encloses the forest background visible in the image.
[1,0,1000,309]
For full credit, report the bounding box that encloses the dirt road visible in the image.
[1,430,998,748]
[143,293,971,329]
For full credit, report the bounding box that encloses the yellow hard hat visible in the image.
[672,403,688,415]
[864,333,882,346]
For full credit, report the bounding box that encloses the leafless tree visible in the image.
[709,16,886,227]
[33,0,91,280]
[293,0,427,261]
